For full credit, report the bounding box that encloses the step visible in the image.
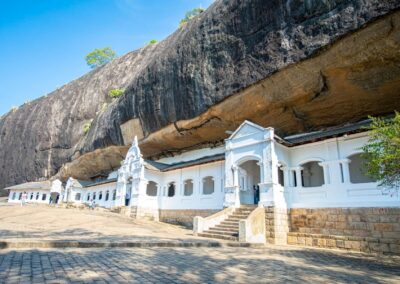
[214,224,239,230]
[208,226,239,233]
[220,221,240,226]
[198,233,238,241]
[234,210,253,215]
[240,205,257,208]
[235,208,254,212]
[205,230,238,237]
[225,217,244,222]
[229,214,249,219]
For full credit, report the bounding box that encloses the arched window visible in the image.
[36,192,40,200]
[99,191,103,200]
[30,192,34,200]
[278,166,284,186]
[87,193,91,201]
[301,161,324,187]
[146,181,158,197]
[184,179,193,196]
[202,176,214,195]
[42,194,47,201]
[18,192,22,200]
[12,192,16,200]
[75,193,81,201]
[167,182,175,197]
[112,189,116,200]
[93,192,96,200]
[105,190,109,201]
[348,153,376,183]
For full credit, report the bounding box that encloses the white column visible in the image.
[295,167,303,188]
[257,161,265,184]
[280,167,290,188]
[341,159,351,184]
[319,162,330,185]
[232,165,239,187]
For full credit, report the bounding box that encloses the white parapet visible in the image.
[239,205,266,244]
[193,206,235,234]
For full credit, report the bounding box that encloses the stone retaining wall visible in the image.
[288,208,400,254]
[265,207,289,245]
[159,209,219,228]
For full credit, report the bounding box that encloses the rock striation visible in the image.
[1,0,400,190]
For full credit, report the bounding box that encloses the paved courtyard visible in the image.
[0,246,399,284]
[0,204,399,283]
[0,204,203,243]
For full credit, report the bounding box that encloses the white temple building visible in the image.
[5,120,400,247]
[7,120,399,211]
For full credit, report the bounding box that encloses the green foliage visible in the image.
[362,112,400,195]
[83,121,93,134]
[179,7,205,28]
[85,47,117,69]
[108,89,124,99]
[148,39,158,45]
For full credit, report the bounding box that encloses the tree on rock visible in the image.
[148,39,158,45]
[85,47,116,69]
[179,8,204,28]
[362,112,400,196]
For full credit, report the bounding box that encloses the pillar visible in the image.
[319,162,330,185]
[282,167,290,188]
[341,159,351,184]
[295,167,303,188]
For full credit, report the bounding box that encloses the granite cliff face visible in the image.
[1,0,399,189]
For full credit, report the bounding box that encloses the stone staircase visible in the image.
[198,205,257,241]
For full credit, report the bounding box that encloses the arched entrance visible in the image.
[50,192,60,204]
[238,160,261,205]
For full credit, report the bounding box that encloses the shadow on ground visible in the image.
[0,246,399,283]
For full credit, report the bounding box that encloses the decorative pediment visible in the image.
[228,120,266,140]
[50,179,63,193]
[126,136,141,160]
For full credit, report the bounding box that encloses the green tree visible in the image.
[148,39,158,45]
[85,47,116,69]
[108,88,124,99]
[179,7,205,28]
[362,112,400,195]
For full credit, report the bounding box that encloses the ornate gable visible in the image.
[228,120,265,140]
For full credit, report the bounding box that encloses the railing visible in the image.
[285,182,399,208]
[193,206,235,234]
[239,206,266,243]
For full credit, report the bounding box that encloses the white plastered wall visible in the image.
[275,132,400,208]
[142,161,225,210]
[8,189,50,204]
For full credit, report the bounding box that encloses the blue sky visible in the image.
[0,0,213,116]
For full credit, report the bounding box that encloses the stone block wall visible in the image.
[287,208,400,254]
[159,209,219,228]
[265,207,289,245]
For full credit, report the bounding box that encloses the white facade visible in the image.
[223,121,399,209]
[63,178,118,208]
[7,121,400,212]
[7,180,60,205]
[8,188,51,204]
